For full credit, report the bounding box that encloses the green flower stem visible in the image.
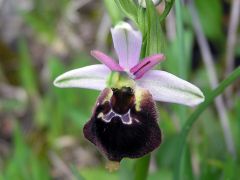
[175,0,188,129]
[175,0,186,80]
[160,0,175,21]
[175,3,189,179]
[134,155,151,180]
[174,66,240,180]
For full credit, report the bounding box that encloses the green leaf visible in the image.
[18,39,38,95]
[140,0,164,57]
[195,0,223,41]
[223,155,238,180]
[104,0,123,25]
[114,0,138,23]
[159,0,175,21]
[149,169,172,180]
[80,168,119,180]
[3,125,50,180]
[174,66,240,180]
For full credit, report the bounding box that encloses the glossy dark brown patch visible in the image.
[110,87,135,114]
[83,87,161,162]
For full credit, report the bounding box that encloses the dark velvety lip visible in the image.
[83,87,162,162]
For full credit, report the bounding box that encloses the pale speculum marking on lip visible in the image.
[97,86,140,125]
[98,107,139,125]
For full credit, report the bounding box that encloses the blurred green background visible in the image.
[0,0,239,179]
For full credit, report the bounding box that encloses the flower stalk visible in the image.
[134,155,151,180]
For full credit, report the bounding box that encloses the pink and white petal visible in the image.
[111,22,142,70]
[53,64,110,91]
[136,70,205,106]
[91,50,123,71]
[130,54,165,79]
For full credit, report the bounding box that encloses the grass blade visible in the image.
[174,66,240,180]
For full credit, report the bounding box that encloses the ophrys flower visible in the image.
[54,22,204,164]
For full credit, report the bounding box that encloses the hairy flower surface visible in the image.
[54,22,204,162]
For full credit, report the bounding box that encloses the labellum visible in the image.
[83,84,161,162]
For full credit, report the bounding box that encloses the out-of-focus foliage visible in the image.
[0,0,239,180]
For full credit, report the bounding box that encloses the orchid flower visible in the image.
[54,22,204,165]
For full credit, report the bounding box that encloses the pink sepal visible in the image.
[130,54,165,79]
[91,50,124,71]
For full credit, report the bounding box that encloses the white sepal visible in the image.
[136,70,205,106]
[53,64,110,91]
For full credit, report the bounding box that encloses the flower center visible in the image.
[106,71,135,89]
[97,86,140,125]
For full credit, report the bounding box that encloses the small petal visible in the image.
[130,54,165,79]
[111,22,142,70]
[136,70,205,106]
[53,64,110,91]
[91,50,124,71]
